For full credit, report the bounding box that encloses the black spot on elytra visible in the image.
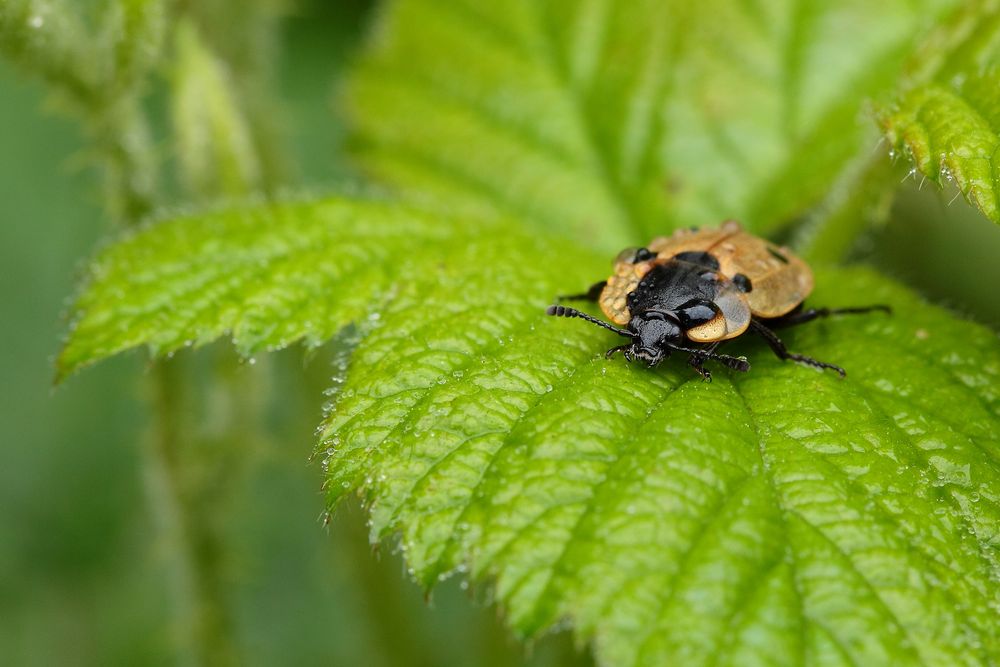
[673,251,720,270]
[767,246,789,264]
[733,273,753,293]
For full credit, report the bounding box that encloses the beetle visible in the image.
[546,220,890,380]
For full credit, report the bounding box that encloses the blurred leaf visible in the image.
[348,0,957,248]
[182,0,293,191]
[0,0,165,223]
[794,154,899,264]
[171,19,262,198]
[0,0,166,103]
[879,3,1000,224]
[0,0,100,103]
[60,196,1000,666]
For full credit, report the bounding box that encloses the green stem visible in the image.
[79,33,238,664]
[106,90,241,667]
[146,359,239,667]
[85,13,241,664]
[4,2,288,662]
[96,97,158,224]
[149,7,294,665]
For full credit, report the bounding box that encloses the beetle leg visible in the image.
[687,356,713,382]
[687,342,720,382]
[669,343,750,373]
[750,319,846,377]
[558,280,607,303]
[767,304,891,329]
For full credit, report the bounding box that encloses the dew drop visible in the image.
[28,14,43,28]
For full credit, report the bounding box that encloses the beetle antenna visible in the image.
[546,305,632,338]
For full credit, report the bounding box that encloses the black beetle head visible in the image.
[626,310,682,365]
[546,303,753,374]
[545,305,684,367]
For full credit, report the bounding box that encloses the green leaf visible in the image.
[57,198,453,378]
[348,0,957,247]
[62,197,1000,666]
[878,5,1000,224]
[318,238,1000,667]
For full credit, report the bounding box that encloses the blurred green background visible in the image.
[1,2,998,666]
